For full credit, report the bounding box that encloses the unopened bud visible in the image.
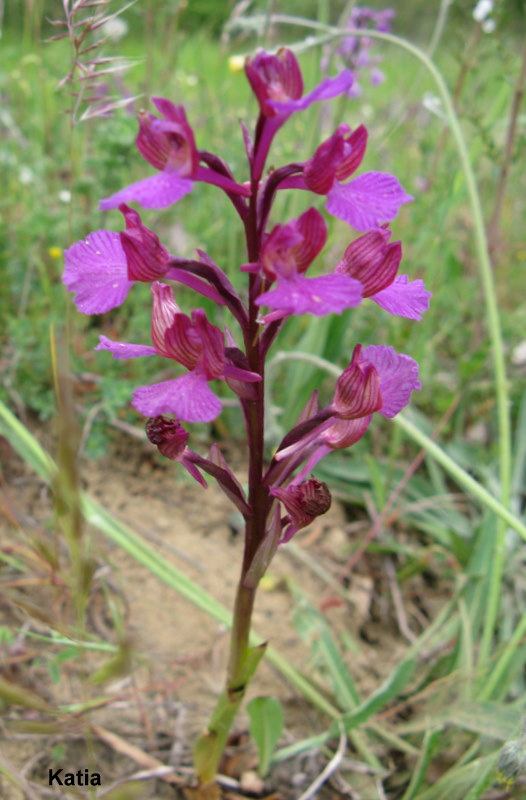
[271,478,331,529]
[146,416,188,460]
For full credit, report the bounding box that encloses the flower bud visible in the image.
[245,48,303,117]
[145,416,188,460]
[271,478,332,530]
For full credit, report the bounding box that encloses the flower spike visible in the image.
[63,42,427,780]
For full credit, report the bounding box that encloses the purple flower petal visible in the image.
[268,70,354,114]
[326,172,413,231]
[132,371,222,422]
[256,273,362,320]
[96,334,157,359]
[100,171,193,211]
[63,231,133,314]
[371,275,431,320]
[361,345,421,418]
[182,456,208,488]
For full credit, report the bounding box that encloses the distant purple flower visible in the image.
[255,208,362,322]
[326,6,395,98]
[96,282,260,422]
[335,227,431,320]
[100,98,250,210]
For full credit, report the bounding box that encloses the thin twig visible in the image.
[0,749,43,800]
[385,558,417,644]
[296,724,347,800]
[487,37,526,258]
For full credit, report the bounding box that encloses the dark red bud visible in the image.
[146,416,188,461]
[271,478,331,529]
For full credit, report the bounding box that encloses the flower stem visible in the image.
[193,159,269,786]
[193,583,264,785]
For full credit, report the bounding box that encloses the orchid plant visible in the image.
[63,48,430,787]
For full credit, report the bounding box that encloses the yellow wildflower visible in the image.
[228,55,245,74]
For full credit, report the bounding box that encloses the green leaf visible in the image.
[247,696,284,777]
[0,676,53,714]
[342,658,416,731]
[415,752,498,800]
[290,588,361,709]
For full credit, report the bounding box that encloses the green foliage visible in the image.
[247,696,284,777]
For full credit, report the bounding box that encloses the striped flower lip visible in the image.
[95,283,261,423]
[335,227,431,321]
[303,124,368,194]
